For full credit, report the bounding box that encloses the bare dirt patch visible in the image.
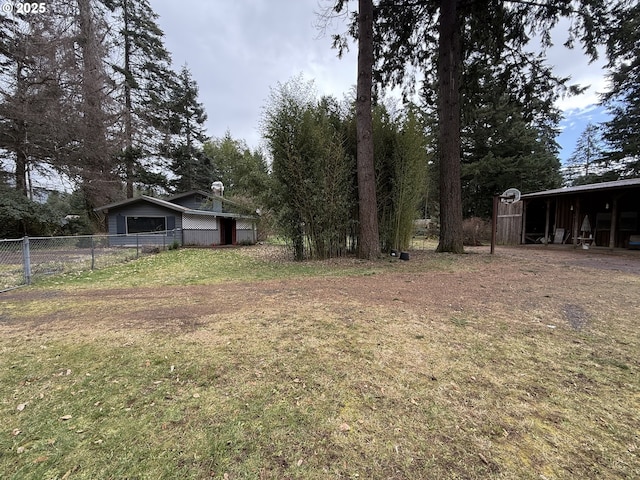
[478,244,640,275]
[2,245,638,336]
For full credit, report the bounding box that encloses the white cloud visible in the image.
[152,3,611,158]
[545,20,610,112]
[154,0,356,149]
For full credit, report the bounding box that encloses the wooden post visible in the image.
[609,197,618,249]
[521,200,527,244]
[572,197,580,247]
[491,195,499,254]
[544,199,551,245]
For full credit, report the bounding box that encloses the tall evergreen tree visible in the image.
[73,0,121,215]
[354,0,380,259]
[459,32,564,215]
[0,16,39,196]
[330,0,380,258]
[165,66,210,192]
[202,133,269,199]
[103,0,174,197]
[462,98,562,217]
[460,58,563,218]
[0,3,79,198]
[566,123,604,182]
[0,11,16,78]
[601,1,640,177]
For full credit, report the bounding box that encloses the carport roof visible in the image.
[521,178,640,199]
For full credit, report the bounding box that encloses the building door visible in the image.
[220,218,236,245]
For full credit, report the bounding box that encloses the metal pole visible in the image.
[91,235,95,270]
[136,234,139,258]
[22,236,32,285]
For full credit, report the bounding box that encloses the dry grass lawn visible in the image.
[0,244,638,479]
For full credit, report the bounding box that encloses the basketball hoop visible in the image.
[500,188,521,204]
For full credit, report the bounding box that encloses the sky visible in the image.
[153,0,356,152]
[152,0,612,165]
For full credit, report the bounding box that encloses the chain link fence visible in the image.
[0,230,181,291]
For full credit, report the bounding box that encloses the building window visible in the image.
[126,216,166,234]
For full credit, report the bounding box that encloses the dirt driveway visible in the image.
[1,244,638,336]
[478,244,640,275]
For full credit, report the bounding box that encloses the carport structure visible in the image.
[496,178,640,248]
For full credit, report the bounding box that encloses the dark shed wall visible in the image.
[550,190,639,248]
[554,197,573,241]
[519,184,640,247]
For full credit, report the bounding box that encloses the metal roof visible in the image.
[94,195,189,212]
[165,190,214,202]
[165,189,252,210]
[183,209,254,220]
[95,194,256,219]
[521,178,640,199]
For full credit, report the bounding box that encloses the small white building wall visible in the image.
[183,213,218,230]
[182,213,256,245]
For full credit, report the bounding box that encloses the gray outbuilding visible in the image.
[95,190,258,247]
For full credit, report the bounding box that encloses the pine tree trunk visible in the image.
[14,139,28,196]
[356,0,380,259]
[436,0,464,253]
[77,0,116,213]
[14,61,28,196]
[14,117,28,197]
[123,0,134,198]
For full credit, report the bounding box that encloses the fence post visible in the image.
[491,195,498,255]
[91,235,95,270]
[22,236,32,285]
